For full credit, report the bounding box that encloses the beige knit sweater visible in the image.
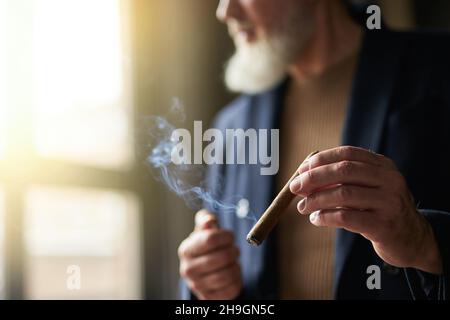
[277,53,358,299]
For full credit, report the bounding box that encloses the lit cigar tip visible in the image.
[246,235,261,247]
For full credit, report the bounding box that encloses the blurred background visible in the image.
[0,0,449,299]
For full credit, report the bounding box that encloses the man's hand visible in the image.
[178,209,243,300]
[289,146,443,275]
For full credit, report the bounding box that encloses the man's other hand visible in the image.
[178,209,243,299]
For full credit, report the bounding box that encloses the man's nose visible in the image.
[216,0,244,23]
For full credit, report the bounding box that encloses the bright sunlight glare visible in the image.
[32,0,133,169]
[0,0,5,158]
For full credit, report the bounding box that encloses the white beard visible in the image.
[225,36,291,95]
[224,9,313,95]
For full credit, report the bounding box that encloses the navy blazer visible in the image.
[181,29,450,300]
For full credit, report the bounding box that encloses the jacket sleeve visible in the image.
[404,209,450,300]
[179,280,197,300]
[178,104,237,301]
[179,280,248,300]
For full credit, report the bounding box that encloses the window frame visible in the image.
[0,0,145,299]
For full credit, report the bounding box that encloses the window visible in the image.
[32,0,134,169]
[25,186,141,299]
[0,1,6,300]
[0,188,4,299]
[0,0,5,158]
[1,0,142,299]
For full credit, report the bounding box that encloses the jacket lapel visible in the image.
[334,30,405,298]
[244,81,288,298]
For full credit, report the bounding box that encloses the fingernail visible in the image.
[309,211,320,223]
[299,151,318,172]
[298,198,307,213]
[301,158,311,168]
[290,176,302,193]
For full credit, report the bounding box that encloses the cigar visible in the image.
[246,151,319,246]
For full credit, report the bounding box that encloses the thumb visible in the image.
[195,209,219,231]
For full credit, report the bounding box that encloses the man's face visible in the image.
[217,0,315,94]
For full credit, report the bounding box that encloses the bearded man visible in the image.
[178,0,450,300]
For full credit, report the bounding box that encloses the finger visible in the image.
[201,282,242,300]
[180,246,239,280]
[192,263,241,292]
[299,146,396,174]
[178,229,234,258]
[195,209,219,231]
[309,209,373,234]
[291,161,386,196]
[297,185,384,215]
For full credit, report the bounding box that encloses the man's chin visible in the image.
[224,63,286,95]
[224,44,289,95]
